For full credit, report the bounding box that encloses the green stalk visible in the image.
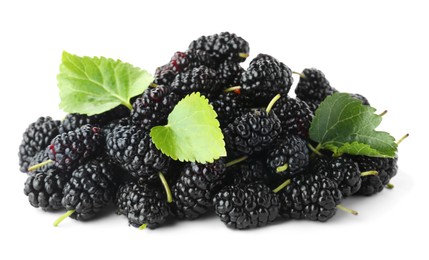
[378,110,388,117]
[276,163,288,173]
[225,156,248,167]
[239,53,249,58]
[336,205,358,216]
[223,86,241,93]
[308,143,323,157]
[396,133,409,145]
[28,159,53,172]
[272,179,291,194]
[361,170,378,177]
[292,71,305,78]
[266,94,281,114]
[139,223,148,230]
[386,183,395,189]
[159,172,173,203]
[53,210,75,227]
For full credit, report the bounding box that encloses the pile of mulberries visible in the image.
[18,32,405,230]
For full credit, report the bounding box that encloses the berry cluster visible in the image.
[18,32,404,230]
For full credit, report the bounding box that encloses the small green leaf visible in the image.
[309,93,397,157]
[57,51,153,115]
[150,92,226,163]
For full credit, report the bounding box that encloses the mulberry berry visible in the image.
[213,183,280,229]
[171,159,226,219]
[223,109,282,156]
[105,125,170,180]
[295,68,337,103]
[266,135,309,178]
[115,182,169,229]
[352,156,398,196]
[62,158,118,220]
[278,172,343,222]
[272,96,314,138]
[312,157,362,197]
[171,65,220,95]
[48,124,103,172]
[24,169,70,211]
[130,85,179,131]
[18,117,61,172]
[188,32,249,63]
[241,54,293,105]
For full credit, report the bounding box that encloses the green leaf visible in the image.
[150,92,226,163]
[309,93,397,157]
[57,51,153,115]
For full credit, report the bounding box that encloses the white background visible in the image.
[0,0,427,259]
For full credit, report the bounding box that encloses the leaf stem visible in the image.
[361,170,378,177]
[28,159,54,172]
[139,223,148,230]
[336,205,358,216]
[121,101,133,111]
[386,183,395,189]
[266,94,281,114]
[272,179,291,193]
[158,172,173,203]
[396,133,409,145]
[308,143,323,157]
[225,156,248,167]
[150,83,158,88]
[53,210,75,227]
[223,86,241,93]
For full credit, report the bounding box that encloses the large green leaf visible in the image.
[150,92,226,163]
[57,51,153,115]
[309,93,397,157]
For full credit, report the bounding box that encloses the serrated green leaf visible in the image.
[309,93,397,157]
[325,142,392,158]
[150,92,226,163]
[57,51,153,115]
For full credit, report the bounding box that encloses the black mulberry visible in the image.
[18,117,61,172]
[115,182,169,229]
[213,183,280,229]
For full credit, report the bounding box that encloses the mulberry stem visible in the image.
[53,210,75,227]
[266,94,281,114]
[28,159,53,172]
[150,82,158,88]
[386,183,395,189]
[336,205,358,215]
[292,71,306,78]
[139,223,148,230]
[273,179,291,193]
[225,156,248,167]
[223,86,241,93]
[158,172,172,203]
[276,163,288,173]
[396,133,409,145]
[239,53,249,58]
[361,170,378,177]
[378,110,388,117]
